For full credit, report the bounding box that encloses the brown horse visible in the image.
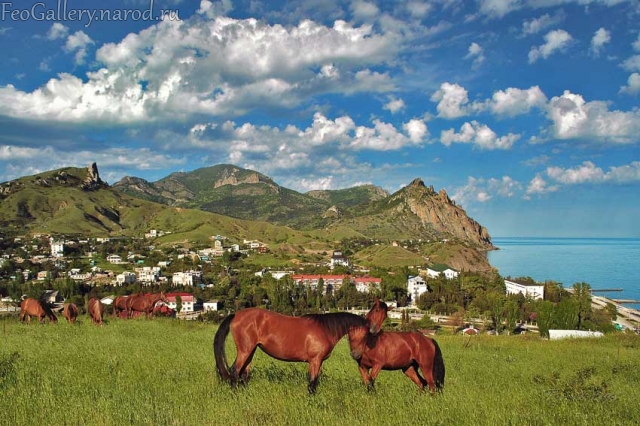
[126,292,166,319]
[88,298,104,325]
[214,298,388,394]
[62,303,78,324]
[19,298,57,324]
[112,295,129,317]
[348,326,445,394]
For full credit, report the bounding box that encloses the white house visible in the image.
[505,279,545,300]
[330,250,350,269]
[116,271,137,285]
[203,300,220,312]
[172,271,203,286]
[354,277,382,293]
[50,238,65,258]
[136,266,161,284]
[407,275,428,305]
[424,267,459,280]
[166,293,197,313]
[107,254,123,264]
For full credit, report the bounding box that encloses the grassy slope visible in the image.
[2,317,639,426]
[351,245,426,268]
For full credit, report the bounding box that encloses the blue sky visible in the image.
[1,0,639,238]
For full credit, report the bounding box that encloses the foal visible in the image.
[348,325,445,394]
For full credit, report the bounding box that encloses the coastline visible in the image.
[591,294,640,331]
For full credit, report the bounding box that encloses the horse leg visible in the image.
[368,363,384,391]
[402,365,426,391]
[358,364,374,391]
[417,359,436,395]
[307,357,323,395]
[232,347,257,389]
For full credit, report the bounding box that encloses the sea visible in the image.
[487,237,640,306]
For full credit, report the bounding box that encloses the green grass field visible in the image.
[1,316,640,426]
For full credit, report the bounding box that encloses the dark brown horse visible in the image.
[62,303,78,324]
[88,298,104,325]
[113,295,129,317]
[214,298,388,394]
[19,298,57,324]
[126,292,167,319]
[348,326,445,394]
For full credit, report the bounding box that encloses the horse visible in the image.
[113,295,129,317]
[126,292,167,319]
[88,298,104,325]
[347,326,445,394]
[214,297,388,394]
[19,298,57,324]
[62,303,78,324]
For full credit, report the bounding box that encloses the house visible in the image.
[42,290,64,304]
[107,254,123,264]
[255,269,293,280]
[423,266,459,280]
[291,274,348,295]
[505,279,544,300]
[407,275,428,305]
[203,300,221,312]
[37,271,50,281]
[354,276,382,293]
[330,250,350,269]
[50,237,65,258]
[136,266,161,284]
[172,271,203,286]
[165,293,198,313]
[116,272,137,285]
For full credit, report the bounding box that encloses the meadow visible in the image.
[1,315,640,426]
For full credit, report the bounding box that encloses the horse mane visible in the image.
[303,312,367,341]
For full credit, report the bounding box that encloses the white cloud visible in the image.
[47,23,69,40]
[403,119,429,143]
[619,73,640,95]
[197,0,234,18]
[64,31,94,65]
[489,86,548,116]
[406,1,432,18]
[478,0,631,19]
[0,16,400,124]
[383,96,406,113]
[350,0,380,21]
[452,175,522,206]
[525,174,559,196]
[521,11,565,36]
[478,0,522,18]
[297,176,335,191]
[528,29,572,63]
[547,90,640,142]
[350,118,426,150]
[621,55,640,72]
[547,160,640,184]
[440,121,520,150]
[589,27,611,57]
[431,82,472,118]
[464,42,485,67]
[633,34,640,52]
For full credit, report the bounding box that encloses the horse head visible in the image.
[365,297,388,335]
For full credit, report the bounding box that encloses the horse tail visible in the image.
[213,313,235,382]
[432,338,445,392]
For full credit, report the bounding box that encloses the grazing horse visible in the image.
[19,298,57,324]
[112,295,129,317]
[88,298,104,325]
[126,292,167,319]
[214,297,388,394]
[62,303,79,324]
[347,326,445,394]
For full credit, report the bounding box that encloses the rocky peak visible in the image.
[409,178,425,187]
[81,163,108,191]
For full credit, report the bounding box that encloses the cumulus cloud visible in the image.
[547,90,640,142]
[64,30,94,65]
[525,174,559,196]
[464,42,485,67]
[489,86,548,116]
[528,29,572,63]
[383,96,406,113]
[633,33,640,52]
[521,11,565,36]
[619,73,640,95]
[0,16,400,124]
[589,27,611,57]
[547,161,640,184]
[350,0,380,21]
[440,121,520,150]
[431,82,473,118]
[452,175,523,206]
[478,0,522,18]
[621,55,640,72]
[197,0,234,18]
[406,1,432,18]
[47,23,69,40]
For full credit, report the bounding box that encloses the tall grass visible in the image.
[1,315,639,425]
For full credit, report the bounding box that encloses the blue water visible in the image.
[487,237,640,305]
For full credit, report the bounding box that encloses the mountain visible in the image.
[0,164,317,246]
[114,165,492,249]
[114,164,333,229]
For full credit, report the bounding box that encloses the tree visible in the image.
[572,282,592,330]
[176,295,182,314]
